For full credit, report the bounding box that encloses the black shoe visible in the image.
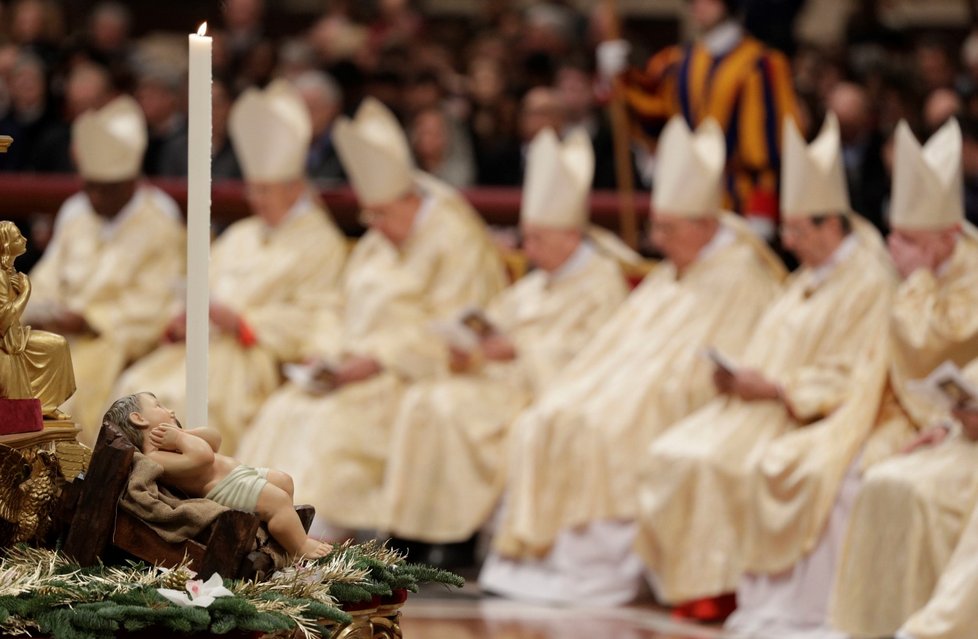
[424,536,477,570]
[386,536,431,563]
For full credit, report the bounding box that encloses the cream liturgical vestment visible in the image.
[115,195,346,454]
[635,226,895,604]
[831,357,978,638]
[380,244,627,543]
[491,215,785,560]
[26,187,184,442]
[237,178,506,530]
[898,482,978,639]
[379,127,629,543]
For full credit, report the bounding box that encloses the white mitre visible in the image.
[521,128,593,229]
[652,116,725,217]
[72,95,147,182]
[890,118,963,230]
[333,97,414,207]
[229,79,312,182]
[780,112,851,218]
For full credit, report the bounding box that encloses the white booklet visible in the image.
[431,308,496,352]
[907,361,978,410]
[283,360,339,395]
[701,346,739,375]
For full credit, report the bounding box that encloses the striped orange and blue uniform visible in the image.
[623,35,799,220]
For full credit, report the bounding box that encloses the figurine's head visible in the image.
[0,221,27,269]
[102,392,181,451]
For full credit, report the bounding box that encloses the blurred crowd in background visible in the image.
[3,0,978,227]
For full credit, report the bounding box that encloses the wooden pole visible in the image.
[603,0,639,249]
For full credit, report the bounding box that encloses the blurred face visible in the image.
[360,194,419,246]
[135,80,178,129]
[923,89,962,134]
[297,85,339,138]
[468,57,505,105]
[245,180,304,226]
[887,227,958,269]
[12,0,45,43]
[65,64,112,119]
[556,67,594,123]
[521,224,581,273]
[84,179,137,219]
[780,215,845,267]
[827,83,870,144]
[410,109,449,167]
[10,60,45,112]
[519,88,563,143]
[90,9,129,52]
[649,213,718,271]
[688,0,729,33]
[224,0,263,30]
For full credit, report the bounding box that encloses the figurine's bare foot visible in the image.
[43,409,70,421]
[298,538,332,559]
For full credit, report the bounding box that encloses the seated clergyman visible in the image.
[102,392,331,560]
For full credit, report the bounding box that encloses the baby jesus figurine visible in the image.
[102,392,331,559]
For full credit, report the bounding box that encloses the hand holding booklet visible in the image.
[907,361,978,410]
[431,308,497,353]
[283,359,339,395]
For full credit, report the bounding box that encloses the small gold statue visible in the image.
[0,221,76,421]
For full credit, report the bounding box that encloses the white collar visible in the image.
[697,223,737,261]
[277,189,313,227]
[409,191,437,235]
[548,240,594,284]
[702,19,744,56]
[808,233,859,288]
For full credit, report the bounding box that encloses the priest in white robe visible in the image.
[897,435,978,639]
[378,128,629,558]
[725,113,903,638]
[24,96,185,443]
[829,120,978,639]
[478,116,786,605]
[115,80,348,454]
[236,98,506,535]
[635,112,896,616]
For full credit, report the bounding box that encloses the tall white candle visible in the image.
[186,22,212,429]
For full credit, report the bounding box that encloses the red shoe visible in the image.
[671,593,737,623]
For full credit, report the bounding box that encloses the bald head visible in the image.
[827,82,870,145]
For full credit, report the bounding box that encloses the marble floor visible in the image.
[399,574,724,639]
[400,597,724,638]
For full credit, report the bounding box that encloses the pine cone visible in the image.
[160,566,195,590]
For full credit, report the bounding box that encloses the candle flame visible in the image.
[197,22,207,36]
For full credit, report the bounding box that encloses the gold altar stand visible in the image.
[0,421,90,547]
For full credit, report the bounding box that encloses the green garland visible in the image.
[0,542,463,639]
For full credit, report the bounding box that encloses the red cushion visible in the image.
[0,398,43,435]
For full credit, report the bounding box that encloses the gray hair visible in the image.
[293,70,342,107]
[102,392,151,450]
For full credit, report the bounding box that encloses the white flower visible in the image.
[157,573,233,608]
